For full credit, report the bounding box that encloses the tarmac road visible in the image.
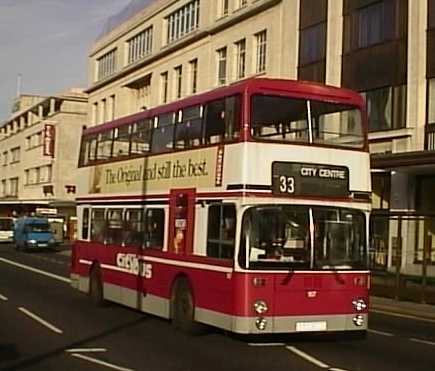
[1,242,435,371]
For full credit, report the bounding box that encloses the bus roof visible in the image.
[83,78,364,136]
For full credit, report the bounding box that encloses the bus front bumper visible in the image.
[232,313,368,334]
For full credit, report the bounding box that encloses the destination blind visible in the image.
[271,162,349,197]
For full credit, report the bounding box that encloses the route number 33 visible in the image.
[279,175,295,193]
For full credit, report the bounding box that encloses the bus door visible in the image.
[169,189,196,255]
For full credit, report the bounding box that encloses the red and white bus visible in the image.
[71,78,371,336]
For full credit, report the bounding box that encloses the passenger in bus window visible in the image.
[173,228,184,253]
[145,217,163,249]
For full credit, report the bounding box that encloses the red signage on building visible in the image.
[43,124,55,157]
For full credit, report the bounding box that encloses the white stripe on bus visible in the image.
[79,256,232,274]
[79,259,92,265]
[144,255,233,273]
[79,256,368,275]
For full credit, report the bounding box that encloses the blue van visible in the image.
[14,217,57,250]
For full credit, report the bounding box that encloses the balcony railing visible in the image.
[425,123,435,150]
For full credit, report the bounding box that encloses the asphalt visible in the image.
[3,242,435,371]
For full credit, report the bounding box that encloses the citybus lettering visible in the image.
[116,253,152,279]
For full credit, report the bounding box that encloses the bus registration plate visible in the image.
[295,321,327,332]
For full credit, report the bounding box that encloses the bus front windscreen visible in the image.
[251,95,364,149]
[239,205,367,270]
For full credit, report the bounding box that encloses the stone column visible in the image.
[407,0,427,151]
[325,0,344,87]
[50,98,56,115]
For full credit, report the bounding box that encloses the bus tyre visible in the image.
[172,278,206,335]
[89,265,105,307]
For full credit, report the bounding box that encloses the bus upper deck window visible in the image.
[175,105,203,149]
[151,113,175,153]
[204,96,240,144]
[113,125,132,158]
[131,119,152,154]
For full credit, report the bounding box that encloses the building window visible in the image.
[219,0,229,17]
[1,180,6,196]
[161,71,169,103]
[41,165,52,183]
[358,2,384,49]
[127,75,151,112]
[10,147,20,163]
[235,39,246,79]
[362,85,406,132]
[2,151,7,166]
[174,65,183,99]
[127,26,153,64]
[299,22,326,65]
[9,178,18,197]
[237,0,248,9]
[217,47,227,85]
[97,49,117,81]
[345,1,396,53]
[101,99,107,124]
[255,30,267,73]
[92,102,98,125]
[189,59,198,94]
[26,131,44,149]
[109,95,116,120]
[166,0,200,44]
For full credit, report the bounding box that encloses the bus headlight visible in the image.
[353,315,364,327]
[255,317,268,331]
[352,299,367,311]
[27,239,37,245]
[253,300,268,314]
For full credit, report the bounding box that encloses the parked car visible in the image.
[0,217,14,243]
[14,217,57,251]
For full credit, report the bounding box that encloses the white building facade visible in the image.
[0,90,87,240]
[86,0,435,278]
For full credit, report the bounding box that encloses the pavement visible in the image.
[370,295,435,321]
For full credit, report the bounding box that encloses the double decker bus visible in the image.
[71,78,371,336]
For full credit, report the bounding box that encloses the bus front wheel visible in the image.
[172,278,205,335]
[89,265,105,307]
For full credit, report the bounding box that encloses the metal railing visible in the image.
[370,211,435,304]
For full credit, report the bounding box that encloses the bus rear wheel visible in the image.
[89,265,105,307]
[172,278,206,335]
